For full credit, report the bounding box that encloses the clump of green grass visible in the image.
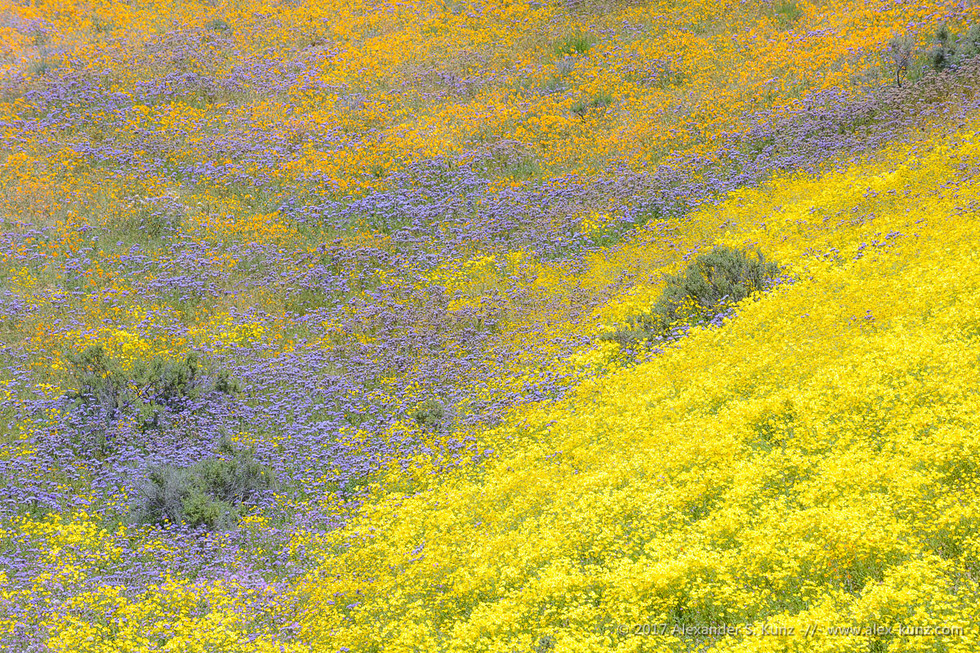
[27,59,54,78]
[555,30,596,56]
[133,436,276,529]
[506,156,543,180]
[772,0,802,27]
[284,288,335,316]
[604,245,780,345]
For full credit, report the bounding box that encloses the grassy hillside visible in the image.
[2,0,980,651]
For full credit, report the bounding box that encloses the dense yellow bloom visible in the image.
[286,117,980,652]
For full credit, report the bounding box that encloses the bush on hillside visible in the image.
[132,436,276,529]
[604,245,780,346]
[927,24,980,72]
[66,345,240,434]
[66,345,130,426]
[412,398,447,430]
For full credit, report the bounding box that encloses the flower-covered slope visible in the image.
[2,0,980,651]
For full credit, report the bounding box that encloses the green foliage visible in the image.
[654,246,779,320]
[205,18,232,33]
[66,345,129,420]
[27,59,53,78]
[198,437,277,504]
[133,437,276,529]
[506,155,543,180]
[926,24,980,73]
[66,345,239,433]
[604,245,780,346]
[555,31,595,56]
[133,466,208,527]
[772,0,802,27]
[412,398,446,430]
[138,354,203,409]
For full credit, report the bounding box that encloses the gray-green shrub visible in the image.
[927,24,980,72]
[66,346,240,433]
[412,398,446,430]
[604,245,780,345]
[133,437,276,529]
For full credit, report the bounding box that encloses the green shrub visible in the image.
[133,437,276,529]
[133,466,208,528]
[926,24,980,72]
[198,437,278,504]
[66,345,129,423]
[604,245,780,346]
[136,353,204,410]
[180,488,235,530]
[653,245,779,320]
[66,346,239,433]
[412,398,446,430]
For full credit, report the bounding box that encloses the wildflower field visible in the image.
[3,0,980,650]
